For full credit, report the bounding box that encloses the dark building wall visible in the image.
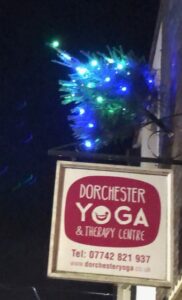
[154,0,182,299]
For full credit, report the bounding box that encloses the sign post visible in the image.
[48,160,173,289]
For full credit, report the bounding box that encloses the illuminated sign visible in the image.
[48,161,173,287]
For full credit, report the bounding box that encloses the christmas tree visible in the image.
[52,41,158,151]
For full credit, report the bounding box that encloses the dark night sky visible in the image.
[0,0,160,149]
[0,0,159,294]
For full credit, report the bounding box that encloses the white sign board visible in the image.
[48,161,173,287]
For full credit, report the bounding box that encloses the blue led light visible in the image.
[84,140,92,148]
[148,79,153,84]
[79,108,85,115]
[105,77,111,82]
[117,63,124,70]
[88,123,94,128]
[121,86,127,92]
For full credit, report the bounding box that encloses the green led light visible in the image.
[116,59,127,70]
[51,40,60,49]
[76,67,88,75]
[107,58,114,64]
[87,82,96,88]
[96,96,104,103]
[90,59,98,67]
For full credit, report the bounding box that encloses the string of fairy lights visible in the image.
[50,40,158,151]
